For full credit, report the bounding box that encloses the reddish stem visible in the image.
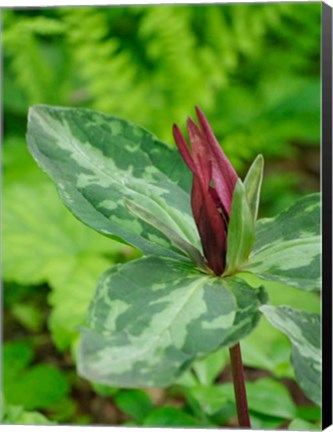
[229,343,251,428]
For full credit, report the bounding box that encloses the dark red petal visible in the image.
[173,124,197,173]
[190,174,202,227]
[191,176,227,275]
[195,106,238,216]
[187,117,211,187]
[209,186,222,208]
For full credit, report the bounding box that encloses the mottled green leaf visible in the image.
[225,179,255,275]
[125,198,205,269]
[78,256,266,387]
[27,105,200,262]
[238,272,320,377]
[260,305,321,406]
[244,154,264,222]
[245,193,321,291]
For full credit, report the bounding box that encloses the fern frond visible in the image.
[61,7,146,121]
[3,14,66,105]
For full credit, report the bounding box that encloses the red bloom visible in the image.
[173,107,238,275]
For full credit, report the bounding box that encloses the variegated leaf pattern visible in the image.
[27,105,201,262]
[78,256,266,387]
[244,194,321,291]
[260,305,321,406]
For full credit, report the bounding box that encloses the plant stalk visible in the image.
[229,342,251,428]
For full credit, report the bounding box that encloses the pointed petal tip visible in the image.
[186,116,197,127]
[195,107,216,137]
[172,123,180,134]
[195,105,207,123]
[186,116,200,133]
[194,105,203,115]
[172,123,185,143]
[172,122,197,173]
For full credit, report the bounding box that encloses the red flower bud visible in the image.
[173,107,238,275]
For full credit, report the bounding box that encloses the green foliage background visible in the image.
[3,3,321,427]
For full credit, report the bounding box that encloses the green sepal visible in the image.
[244,154,264,222]
[225,179,255,275]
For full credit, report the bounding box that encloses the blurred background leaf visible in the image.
[3,2,320,426]
[1,402,56,425]
[3,340,70,411]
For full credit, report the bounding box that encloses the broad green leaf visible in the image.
[188,377,296,419]
[238,272,320,377]
[260,305,321,406]
[27,105,200,262]
[78,256,266,387]
[175,369,199,387]
[91,383,119,397]
[296,405,321,422]
[245,193,321,291]
[3,340,34,373]
[225,179,255,275]
[242,324,293,379]
[48,254,114,349]
[244,154,264,222]
[3,341,70,410]
[245,377,297,419]
[11,302,44,332]
[3,181,129,349]
[3,135,48,184]
[192,347,230,386]
[1,403,56,425]
[3,181,114,286]
[114,390,153,422]
[249,413,285,430]
[288,418,320,430]
[18,411,56,425]
[143,407,211,427]
[208,401,237,426]
[238,272,320,313]
[186,386,230,416]
[4,365,69,410]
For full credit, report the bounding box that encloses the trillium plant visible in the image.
[27,105,321,428]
